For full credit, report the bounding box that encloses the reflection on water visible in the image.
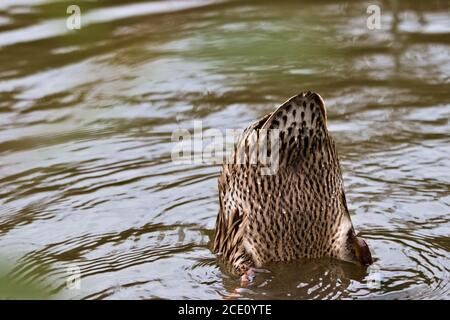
[0,0,449,299]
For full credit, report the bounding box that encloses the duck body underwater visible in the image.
[213,91,373,283]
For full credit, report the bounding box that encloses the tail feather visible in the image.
[234,91,329,167]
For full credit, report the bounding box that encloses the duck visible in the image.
[213,91,372,283]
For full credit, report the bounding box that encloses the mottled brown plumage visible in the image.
[214,92,372,277]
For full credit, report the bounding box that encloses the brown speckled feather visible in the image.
[214,92,360,275]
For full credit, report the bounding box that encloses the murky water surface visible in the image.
[0,0,449,299]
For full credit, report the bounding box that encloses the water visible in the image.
[0,0,449,299]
